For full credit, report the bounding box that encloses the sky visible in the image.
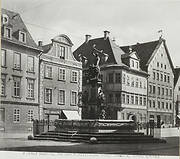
[2,0,180,67]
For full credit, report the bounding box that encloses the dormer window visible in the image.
[19,31,26,43]
[4,26,12,39]
[132,60,134,67]
[136,61,139,69]
[57,45,65,59]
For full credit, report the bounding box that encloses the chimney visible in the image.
[104,30,110,40]
[85,34,91,43]
[38,41,43,47]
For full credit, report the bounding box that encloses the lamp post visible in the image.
[79,44,109,119]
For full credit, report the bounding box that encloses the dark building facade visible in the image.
[73,31,148,125]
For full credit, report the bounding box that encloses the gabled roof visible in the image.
[1,8,40,50]
[174,68,180,87]
[120,40,160,71]
[73,37,124,67]
[121,51,140,60]
[42,43,52,53]
[120,39,174,72]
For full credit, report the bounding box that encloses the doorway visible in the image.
[157,115,161,128]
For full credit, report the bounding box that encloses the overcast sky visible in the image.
[2,0,180,67]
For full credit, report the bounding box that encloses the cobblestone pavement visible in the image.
[0,137,179,156]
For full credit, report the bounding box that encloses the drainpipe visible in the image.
[38,52,43,120]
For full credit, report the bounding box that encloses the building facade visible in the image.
[174,67,180,126]
[73,31,148,124]
[39,34,82,121]
[1,9,41,132]
[121,38,174,127]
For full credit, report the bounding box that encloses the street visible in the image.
[0,128,179,156]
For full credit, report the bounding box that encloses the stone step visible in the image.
[43,131,145,137]
[33,136,165,144]
[37,134,153,140]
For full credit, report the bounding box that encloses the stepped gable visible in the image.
[1,8,39,50]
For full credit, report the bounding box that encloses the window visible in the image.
[167,76,170,83]
[58,68,66,81]
[115,73,121,83]
[19,31,26,43]
[108,73,114,83]
[170,89,172,97]
[158,101,160,108]
[139,97,142,105]
[149,100,152,107]
[27,79,34,98]
[27,56,34,72]
[162,102,164,109]
[166,103,168,109]
[1,49,6,67]
[57,46,65,59]
[135,96,138,105]
[4,27,12,39]
[132,60,134,67]
[122,74,126,84]
[169,103,172,110]
[58,90,65,104]
[13,77,21,97]
[1,75,6,96]
[157,73,159,81]
[161,74,163,81]
[136,61,139,69]
[122,94,125,104]
[115,93,121,103]
[153,86,156,94]
[166,88,168,96]
[143,97,146,106]
[126,95,130,104]
[158,86,160,95]
[127,76,130,86]
[109,94,113,103]
[131,78,134,87]
[27,110,33,122]
[44,88,52,103]
[149,85,152,93]
[153,100,155,108]
[71,71,78,82]
[131,95,134,104]
[161,63,163,68]
[164,65,167,69]
[14,52,21,69]
[153,72,155,80]
[139,81,142,88]
[71,91,77,105]
[162,88,164,95]
[45,65,52,78]
[136,78,138,87]
[13,109,20,123]
[164,75,166,82]
[157,62,159,67]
